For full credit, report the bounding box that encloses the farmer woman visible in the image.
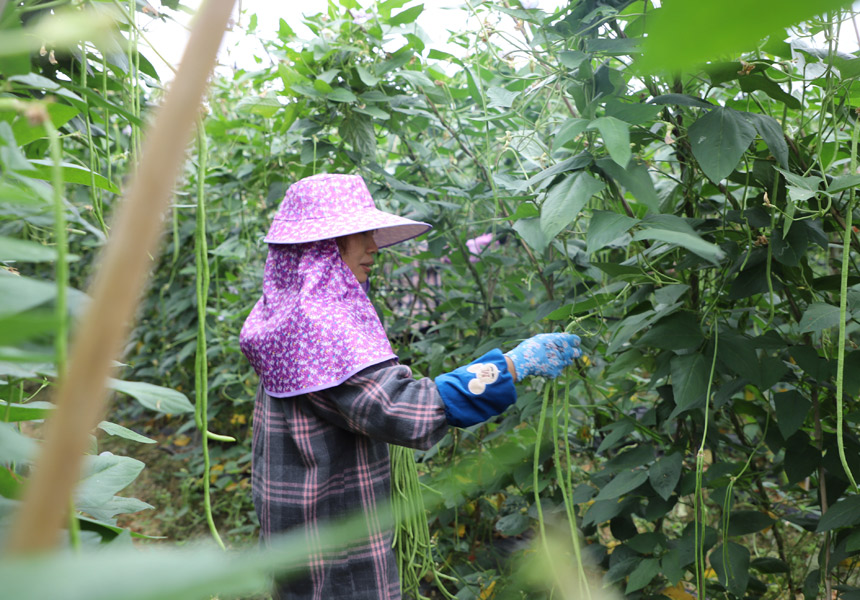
[239,173,582,600]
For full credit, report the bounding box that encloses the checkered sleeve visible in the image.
[310,361,450,450]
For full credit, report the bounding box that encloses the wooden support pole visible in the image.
[4,0,237,554]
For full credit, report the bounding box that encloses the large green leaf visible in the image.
[625,557,660,594]
[0,422,37,465]
[688,107,757,184]
[0,310,57,346]
[539,171,605,242]
[0,236,78,263]
[588,116,630,167]
[596,157,660,212]
[816,495,860,532]
[97,421,156,445]
[108,379,194,414]
[27,160,119,193]
[640,0,854,73]
[594,469,648,501]
[75,453,145,509]
[710,542,751,598]
[586,210,639,254]
[774,390,811,439]
[637,311,704,351]
[798,302,842,334]
[648,452,683,501]
[744,111,789,169]
[0,400,54,422]
[632,228,725,264]
[726,510,776,537]
[671,352,709,410]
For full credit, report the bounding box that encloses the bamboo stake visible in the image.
[4,0,237,554]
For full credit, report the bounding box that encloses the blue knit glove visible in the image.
[504,333,582,380]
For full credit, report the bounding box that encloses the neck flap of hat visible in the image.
[239,240,395,397]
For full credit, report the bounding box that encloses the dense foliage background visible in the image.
[3,1,860,598]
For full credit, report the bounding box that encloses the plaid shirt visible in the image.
[252,360,449,600]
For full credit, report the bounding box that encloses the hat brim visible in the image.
[264,208,431,248]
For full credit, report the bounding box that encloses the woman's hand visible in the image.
[504,333,582,380]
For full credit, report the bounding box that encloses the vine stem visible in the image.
[46,118,80,549]
[835,114,859,493]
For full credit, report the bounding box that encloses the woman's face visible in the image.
[337,231,378,283]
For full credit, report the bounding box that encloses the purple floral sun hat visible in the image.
[264,173,431,248]
[240,173,433,398]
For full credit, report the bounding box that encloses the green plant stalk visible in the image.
[694,323,719,599]
[533,383,560,581]
[834,115,859,493]
[193,125,226,551]
[47,118,79,549]
[550,376,591,599]
[79,42,107,234]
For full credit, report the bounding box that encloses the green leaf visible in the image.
[586,210,639,254]
[816,495,860,532]
[355,65,380,86]
[97,421,156,444]
[487,86,519,109]
[744,112,789,169]
[495,512,529,536]
[625,557,660,594]
[0,422,37,465]
[751,557,790,574]
[11,102,79,147]
[75,453,145,508]
[774,390,811,439]
[739,74,801,110]
[108,379,194,414]
[235,96,281,118]
[688,107,757,184]
[0,273,87,317]
[650,94,715,109]
[828,174,860,193]
[0,310,57,346]
[671,352,709,410]
[596,158,660,212]
[313,78,334,94]
[539,171,605,242]
[512,218,549,254]
[649,452,683,501]
[798,302,841,334]
[389,3,423,26]
[727,510,776,536]
[327,87,358,103]
[594,469,648,501]
[0,400,54,422]
[639,0,853,73]
[340,112,376,158]
[559,50,588,70]
[632,228,725,264]
[552,118,589,151]
[604,98,662,125]
[588,116,630,167]
[27,160,119,194]
[637,311,704,351]
[0,236,78,263]
[710,542,750,598]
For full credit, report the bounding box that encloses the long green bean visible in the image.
[390,444,455,600]
[193,124,230,551]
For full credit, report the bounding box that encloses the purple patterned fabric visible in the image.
[239,239,396,397]
[264,173,430,248]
